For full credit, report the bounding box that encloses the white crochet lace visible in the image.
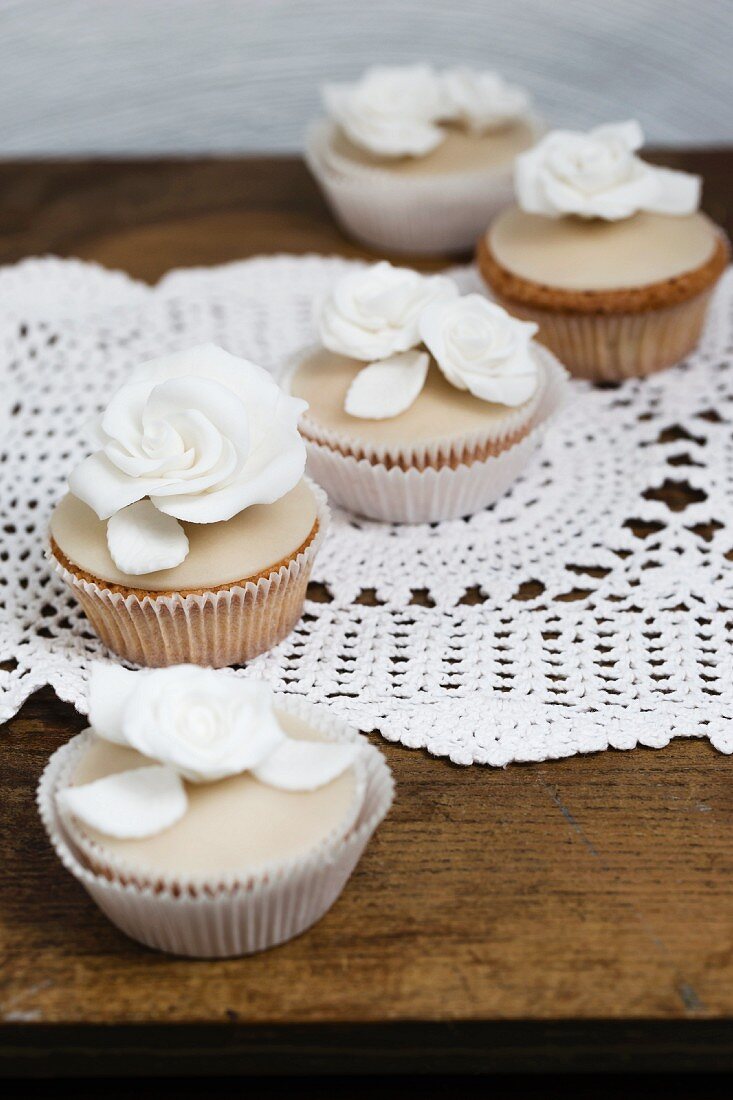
[2,254,732,765]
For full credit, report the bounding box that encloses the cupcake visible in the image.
[48,344,328,667]
[39,663,393,957]
[477,121,729,381]
[286,261,567,523]
[306,63,542,255]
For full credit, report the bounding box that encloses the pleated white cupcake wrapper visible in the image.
[305,119,543,255]
[291,351,568,523]
[37,696,395,958]
[287,346,549,470]
[47,478,330,668]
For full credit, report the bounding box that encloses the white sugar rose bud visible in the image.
[68,344,307,574]
[420,295,539,407]
[442,68,531,133]
[318,261,458,362]
[515,121,700,221]
[322,64,447,157]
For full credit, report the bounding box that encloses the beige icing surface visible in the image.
[50,480,317,591]
[291,350,537,447]
[329,121,536,178]
[70,711,359,878]
[488,207,718,291]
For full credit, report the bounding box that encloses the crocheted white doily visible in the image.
[2,254,732,766]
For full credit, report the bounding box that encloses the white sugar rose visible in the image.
[515,121,700,221]
[109,666,287,783]
[68,344,307,574]
[319,261,458,362]
[442,67,531,133]
[420,295,539,407]
[323,64,447,157]
[58,664,361,839]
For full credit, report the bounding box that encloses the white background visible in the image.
[1,0,730,154]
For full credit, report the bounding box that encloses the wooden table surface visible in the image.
[2,150,733,1077]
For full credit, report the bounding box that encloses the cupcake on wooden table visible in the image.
[39,663,393,956]
[287,261,567,523]
[477,121,729,381]
[306,63,542,255]
[49,345,328,667]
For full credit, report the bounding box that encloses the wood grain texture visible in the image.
[0,149,729,281]
[1,0,731,153]
[1,149,733,1075]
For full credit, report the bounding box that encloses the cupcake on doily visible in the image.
[306,63,542,255]
[477,121,729,380]
[48,344,328,667]
[286,261,567,523]
[39,663,393,957]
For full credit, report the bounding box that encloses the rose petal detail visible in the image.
[88,663,138,746]
[107,500,189,575]
[68,452,158,520]
[344,351,429,420]
[252,739,360,791]
[58,765,188,839]
[152,420,307,523]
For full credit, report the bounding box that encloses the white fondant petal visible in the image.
[68,452,156,520]
[88,664,138,745]
[252,739,360,791]
[143,377,250,456]
[58,765,188,839]
[152,428,306,523]
[344,351,430,420]
[650,166,702,216]
[106,501,189,575]
[441,68,531,133]
[593,119,644,152]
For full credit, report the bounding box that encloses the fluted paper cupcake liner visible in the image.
[492,287,717,382]
[48,478,330,668]
[290,350,567,523]
[38,696,394,958]
[305,119,541,256]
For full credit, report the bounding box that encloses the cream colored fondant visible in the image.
[488,206,718,291]
[329,120,536,178]
[50,480,317,591]
[69,711,359,878]
[290,350,539,446]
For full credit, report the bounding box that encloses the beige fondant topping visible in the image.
[50,479,317,591]
[290,350,538,447]
[488,206,718,291]
[70,711,359,878]
[329,120,536,178]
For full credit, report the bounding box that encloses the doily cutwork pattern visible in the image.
[1,255,732,765]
